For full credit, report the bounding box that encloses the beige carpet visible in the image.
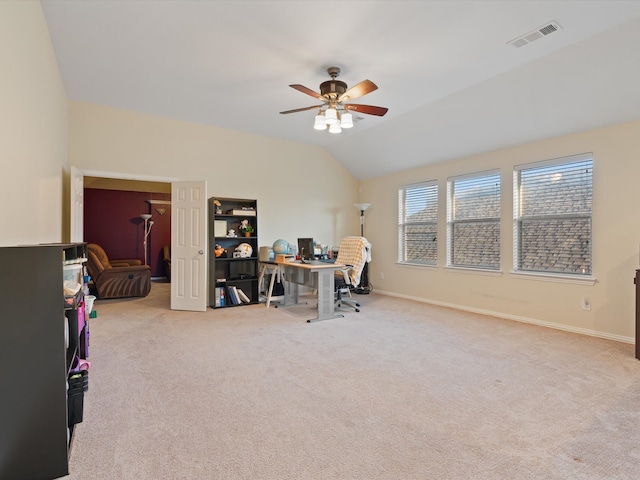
[67,281,640,480]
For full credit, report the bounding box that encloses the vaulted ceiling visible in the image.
[42,1,640,180]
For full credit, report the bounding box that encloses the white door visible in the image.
[171,181,208,311]
[70,166,84,242]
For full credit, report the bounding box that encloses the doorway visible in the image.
[83,176,171,278]
[70,169,177,303]
[69,169,209,312]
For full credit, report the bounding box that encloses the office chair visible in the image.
[333,236,372,312]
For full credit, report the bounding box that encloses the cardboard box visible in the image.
[275,254,295,264]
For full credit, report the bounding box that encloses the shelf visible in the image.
[64,288,84,310]
[215,213,256,218]
[215,256,257,262]
[215,236,256,240]
[209,197,258,309]
[62,258,87,265]
[215,277,257,284]
[0,242,88,479]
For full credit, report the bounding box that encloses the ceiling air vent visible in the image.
[508,21,562,48]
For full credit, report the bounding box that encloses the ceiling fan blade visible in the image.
[344,104,389,116]
[280,105,323,114]
[338,79,378,102]
[289,84,324,100]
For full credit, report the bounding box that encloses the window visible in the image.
[398,181,438,265]
[513,154,592,276]
[447,171,501,269]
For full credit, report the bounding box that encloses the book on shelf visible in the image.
[228,286,239,305]
[226,208,256,216]
[225,286,234,305]
[219,287,225,307]
[236,288,251,304]
[215,287,221,307]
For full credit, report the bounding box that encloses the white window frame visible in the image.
[398,180,438,266]
[513,153,593,279]
[446,170,501,271]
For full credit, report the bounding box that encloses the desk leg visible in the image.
[307,269,343,323]
[284,273,299,306]
[257,263,266,291]
[266,269,277,308]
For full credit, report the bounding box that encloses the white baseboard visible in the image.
[374,289,634,345]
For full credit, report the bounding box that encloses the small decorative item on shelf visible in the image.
[239,219,254,237]
[235,243,253,258]
[227,229,237,237]
[213,199,222,215]
[214,244,227,258]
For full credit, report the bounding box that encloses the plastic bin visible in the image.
[67,390,84,425]
[67,370,88,425]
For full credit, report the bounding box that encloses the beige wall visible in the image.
[5,2,638,341]
[68,101,360,250]
[0,2,68,246]
[360,120,640,341]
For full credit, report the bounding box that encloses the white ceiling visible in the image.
[41,0,640,180]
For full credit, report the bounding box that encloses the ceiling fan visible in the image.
[280,66,388,132]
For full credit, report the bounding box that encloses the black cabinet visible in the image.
[209,198,259,308]
[636,269,640,360]
[0,243,88,480]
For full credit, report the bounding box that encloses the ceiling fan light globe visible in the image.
[325,108,338,125]
[314,114,327,130]
[329,123,342,134]
[340,112,354,128]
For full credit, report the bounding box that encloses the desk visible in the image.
[257,261,285,308]
[274,260,344,323]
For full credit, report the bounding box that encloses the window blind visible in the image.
[514,155,593,275]
[447,171,501,269]
[398,181,438,265]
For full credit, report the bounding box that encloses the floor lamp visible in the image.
[140,214,154,265]
[354,203,371,294]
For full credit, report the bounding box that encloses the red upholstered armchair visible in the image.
[86,244,151,299]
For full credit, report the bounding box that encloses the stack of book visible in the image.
[215,285,251,306]
[226,208,256,216]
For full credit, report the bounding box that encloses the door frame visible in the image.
[70,167,184,301]
[70,168,179,243]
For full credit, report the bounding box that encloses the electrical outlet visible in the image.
[582,297,591,311]
[380,272,384,280]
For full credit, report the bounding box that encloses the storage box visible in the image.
[63,264,83,294]
[275,254,295,264]
[67,370,88,425]
[259,246,272,262]
[67,390,84,425]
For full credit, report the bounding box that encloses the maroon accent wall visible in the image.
[84,189,171,277]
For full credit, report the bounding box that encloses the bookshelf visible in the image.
[208,197,259,308]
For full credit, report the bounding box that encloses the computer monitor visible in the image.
[297,237,315,262]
